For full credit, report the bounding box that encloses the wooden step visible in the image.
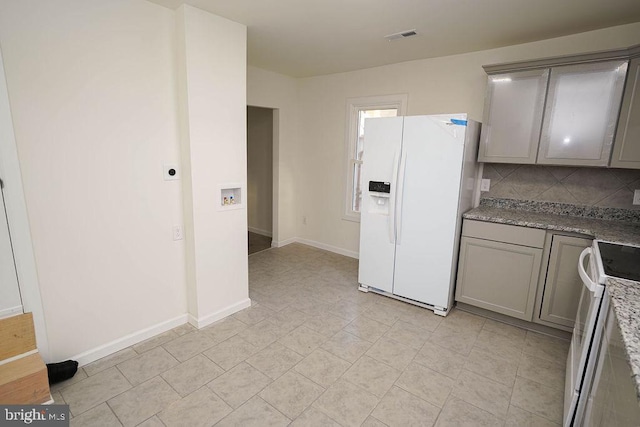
[0,313,36,361]
[0,353,50,404]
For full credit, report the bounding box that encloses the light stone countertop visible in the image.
[606,278,640,403]
[463,205,640,246]
[463,203,640,402]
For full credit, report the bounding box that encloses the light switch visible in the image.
[634,189,640,205]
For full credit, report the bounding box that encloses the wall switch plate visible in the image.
[163,164,179,181]
[173,225,183,241]
[634,189,640,205]
[480,179,491,192]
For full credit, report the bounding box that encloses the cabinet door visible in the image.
[611,56,640,169]
[455,236,542,320]
[477,70,548,164]
[537,60,628,166]
[539,235,591,329]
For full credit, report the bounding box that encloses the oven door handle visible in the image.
[578,247,597,293]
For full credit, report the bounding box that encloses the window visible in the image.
[344,94,408,221]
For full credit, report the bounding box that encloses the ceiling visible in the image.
[148,0,640,77]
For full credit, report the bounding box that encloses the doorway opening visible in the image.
[247,106,274,255]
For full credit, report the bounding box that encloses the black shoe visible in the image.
[47,360,79,385]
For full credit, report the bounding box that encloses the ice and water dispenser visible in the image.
[368,181,391,215]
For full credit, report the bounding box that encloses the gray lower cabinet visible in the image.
[585,301,640,426]
[455,221,545,320]
[536,235,591,329]
[455,219,590,330]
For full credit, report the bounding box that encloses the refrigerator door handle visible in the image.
[388,150,399,244]
[395,148,407,245]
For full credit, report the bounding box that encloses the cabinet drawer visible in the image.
[462,220,545,248]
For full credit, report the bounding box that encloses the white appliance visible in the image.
[564,240,640,426]
[357,114,480,316]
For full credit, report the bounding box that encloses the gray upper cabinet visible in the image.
[477,69,548,164]
[611,53,640,169]
[537,60,628,166]
[480,47,638,167]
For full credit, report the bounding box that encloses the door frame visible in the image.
[247,104,279,246]
[0,50,50,360]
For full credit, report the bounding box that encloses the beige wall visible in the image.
[0,0,249,362]
[247,106,274,236]
[292,22,640,256]
[176,5,249,327]
[247,66,299,246]
[0,0,186,361]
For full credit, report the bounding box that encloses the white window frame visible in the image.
[343,94,408,222]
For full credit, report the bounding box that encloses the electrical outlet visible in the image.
[634,189,640,205]
[173,225,183,241]
[480,179,491,192]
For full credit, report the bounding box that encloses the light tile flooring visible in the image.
[53,243,569,426]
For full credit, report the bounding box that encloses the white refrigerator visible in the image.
[357,114,480,316]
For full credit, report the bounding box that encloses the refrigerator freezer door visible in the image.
[392,115,466,308]
[358,117,403,293]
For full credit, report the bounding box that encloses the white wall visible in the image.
[0,0,186,362]
[177,5,249,327]
[294,23,640,255]
[0,51,47,357]
[247,106,273,236]
[247,67,299,246]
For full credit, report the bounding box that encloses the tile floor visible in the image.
[53,243,569,426]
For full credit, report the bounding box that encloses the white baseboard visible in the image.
[71,299,253,367]
[286,237,359,259]
[188,298,252,329]
[248,227,272,237]
[72,314,189,367]
[272,237,296,248]
[0,305,23,320]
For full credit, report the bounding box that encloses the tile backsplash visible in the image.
[481,164,640,211]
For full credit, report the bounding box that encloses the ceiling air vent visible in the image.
[385,29,418,42]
